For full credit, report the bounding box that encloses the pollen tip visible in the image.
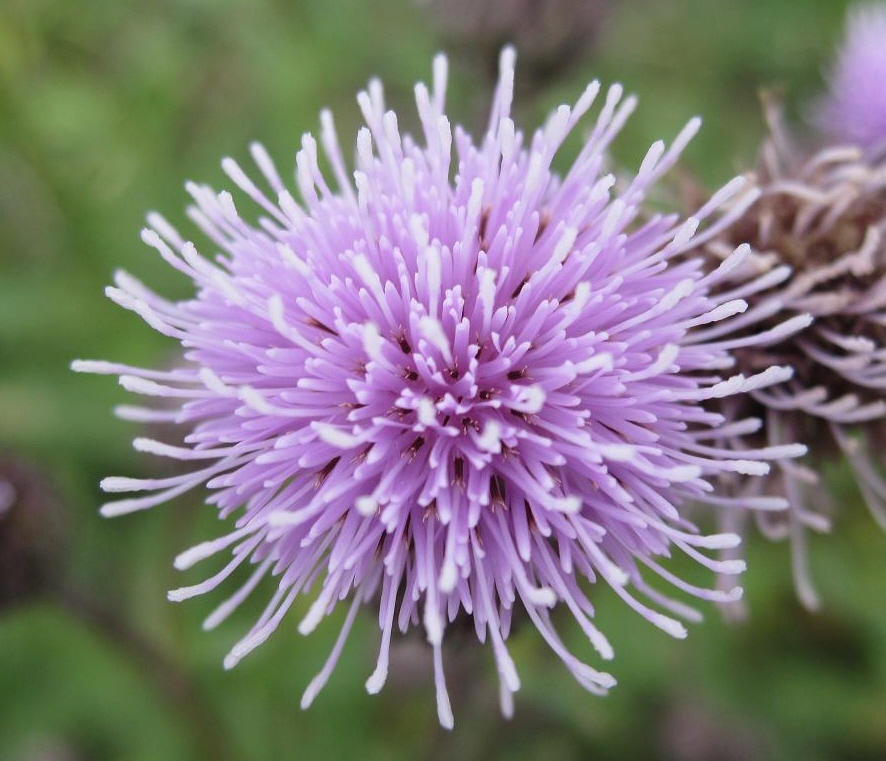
[365,669,387,695]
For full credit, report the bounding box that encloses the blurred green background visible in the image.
[2,0,885,759]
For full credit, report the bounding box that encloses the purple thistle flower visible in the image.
[816,3,886,153]
[74,50,805,726]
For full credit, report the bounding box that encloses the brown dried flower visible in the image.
[421,0,612,92]
[0,457,66,608]
[690,97,886,610]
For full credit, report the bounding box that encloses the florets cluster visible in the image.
[816,3,886,153]
[693,99,886,609]
[75,50,805,725]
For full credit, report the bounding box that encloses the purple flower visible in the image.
[816,3,886,152]
[74,50,805,726]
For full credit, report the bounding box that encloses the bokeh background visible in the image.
[1,0,885,759]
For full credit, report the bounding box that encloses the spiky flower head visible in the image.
[816,3,886,153]
[74,50,804,726]
[692,97,886,611]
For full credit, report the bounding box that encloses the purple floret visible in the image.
[816,3,886,152]
[75,49,805,726]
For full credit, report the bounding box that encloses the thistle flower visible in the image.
[74,50,804,726]
[815,3,886,153]
[692,98,886,611]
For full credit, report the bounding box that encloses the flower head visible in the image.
[74,50,803,725]
[0,457,66,608]
[691,98,886,611]
[816,3,886,152]
[422,0,612,90]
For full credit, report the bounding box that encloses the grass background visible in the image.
[1,0,885,759]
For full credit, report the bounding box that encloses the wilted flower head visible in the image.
[422,0,612,90]
[816,3,886,152]
[693,98,886,611]
[0,458,66,608]
[74,50,804,726]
